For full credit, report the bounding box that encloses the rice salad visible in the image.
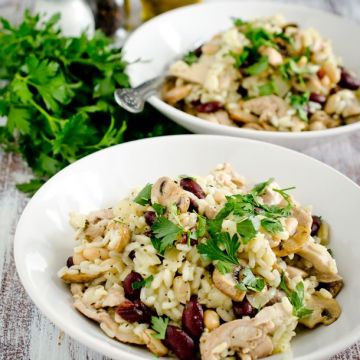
[58,163,343,360]
[162,15,360,132]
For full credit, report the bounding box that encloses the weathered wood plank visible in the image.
[1,0,360,359]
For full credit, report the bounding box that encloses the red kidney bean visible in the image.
[163,325,195,360]
[311,215,322,236]
[237,85,248,97]
[66,256,74,268]
[123,271,143,300]
[330,86,340,95]
[194,45,203,58]
[188,198,199,213]
[180,178,206,199]
[144,211,156,226]
[339,69,360,90]
[116,300,152,323]
[233,298,257,318]
[180,233,198,246]
[317,68,326,79]
[195,101,223,113]
[309,93,326,106]
[182,296,204,339]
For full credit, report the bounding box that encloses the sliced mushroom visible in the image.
[212,268,246,302]
[168,57,212,85]
[62,272,100,283]
[273,207,312,257]
[162,84,192,106]
[286,265,308,279]
[243,95,289,120]
[200,301,294,360]
[321,280,344,298]
[151,176,190,213]
[105,221,132,253]
[297,240,337,275]
[198,110,237,127]
[74,299,145,345]
[228,108,259,123]
[299,292,341,328]
[142,329,169,357]
[313,271,342,283]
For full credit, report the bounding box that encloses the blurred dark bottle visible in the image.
[93,0,122,36]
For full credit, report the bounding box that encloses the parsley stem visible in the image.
[29,99,60,134]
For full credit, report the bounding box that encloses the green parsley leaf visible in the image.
[289,92,310,122]
[245,56,269,76]
[233,18,247,26]
[229,48,250,68]
[151,217,183,253]
[280,274,313,319]
[235,267,265,292]
[183,51,198,65]
[134,183,152,206]
[0,12,187,195]
[153,203,166,216]
[273,186,296,204]
[16,179,45,196]
[131,275,154,290]
[251,178,274,196]
[198,232,240,273]
[261,218,283,234]
[196,214,207,238]
[151,316,169,340]
[258,81,278,96]
[237,218,258,244]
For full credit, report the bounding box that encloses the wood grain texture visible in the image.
[1,0,360,359]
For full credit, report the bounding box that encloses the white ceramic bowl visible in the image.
[123,1,360,149]
[14,135,360,360]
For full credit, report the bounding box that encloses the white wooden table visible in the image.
[1,0,360,359]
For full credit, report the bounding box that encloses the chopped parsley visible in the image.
[131,275,154,290]
[151,217,183,254]
[258,81,278,96]
[261,218,283,234]
[196,214,207,238]
[235,267,266,292]
[233,17,247,27]
[280,274,313,319]
[236,217,258,244]
[198,232,240,274]
[134,183,152,206]
[151,316,169,340]
[152,203,166,216]
[245,56,269,76]
[207,179,293,238]
[183,51,198,65]
[289,92,310,122]
[229,48,250,68]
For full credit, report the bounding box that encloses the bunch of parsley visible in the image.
[0,12,185,194]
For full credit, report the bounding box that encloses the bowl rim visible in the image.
[14,134,360,360]
[123,0,360,139]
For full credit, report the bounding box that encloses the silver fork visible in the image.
[114,76,164,113]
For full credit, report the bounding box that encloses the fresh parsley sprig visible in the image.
[134,183,152,206]
[0,12,186,195]
[198,232,240,273]
[131,275,154,290]
[151,217,183,254]
[280,274,313,319]
[151,316,169,340]
[235,267,266,292]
